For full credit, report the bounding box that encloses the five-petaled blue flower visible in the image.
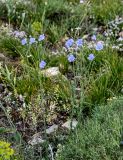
[68,54,75,62]
[91,35,96,41]
[87,54,95,61]
[95,41,103,51]
[38,34,45,41]
[21,38,27,45]
[29,37,36,44]
[76,38,83,47]
[65,38,74,48]
[39,60,46,69]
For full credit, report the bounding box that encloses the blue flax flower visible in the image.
[91,35,96,41]
[95,41,103,51]
[38,34,45,41]
[87,54,95,61]
[76,38,83,47]
[29,37,36,44]
[39,60,46,69]
[65,38,74,48]
[21,38,27,45]
[68,54,75,62]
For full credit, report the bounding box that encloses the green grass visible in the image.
[56,97,123,160]
[90,0,123,24]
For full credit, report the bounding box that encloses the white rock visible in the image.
[28,133,45,145]
[62,119,78,130]
[41,67,60,77]
[46,124,58,134]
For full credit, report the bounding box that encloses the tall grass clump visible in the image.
[56,97,123,160]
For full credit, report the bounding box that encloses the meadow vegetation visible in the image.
[0,0,123,159]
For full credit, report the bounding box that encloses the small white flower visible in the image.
[112,45,119,49]
[75,27,81,30]
[80,0,84,3]
[117,37,123,41]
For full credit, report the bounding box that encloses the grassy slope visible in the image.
[0,0,123,159]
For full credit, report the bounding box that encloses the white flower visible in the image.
[117,37,123,41]
[80,0,84,3]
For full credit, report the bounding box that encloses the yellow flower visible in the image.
[0,141,14,160]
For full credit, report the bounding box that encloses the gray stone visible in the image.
[46,124,58,134]
[41,67,60,77]
[28,132,45,145]
[62,119,78,130]
[0,53,7,61]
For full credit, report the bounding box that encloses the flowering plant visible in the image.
[0,141,14,160]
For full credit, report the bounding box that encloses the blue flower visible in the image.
[38,34,45,41]
[87,54,95,61]
[29,37,36,44]
[91,35,96,41]
[95,41,103,51]
[65,38,74,48]
[39,60,46,69]
[21,38,27,45]
[68,54,75,62]
[76,38,83,47]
